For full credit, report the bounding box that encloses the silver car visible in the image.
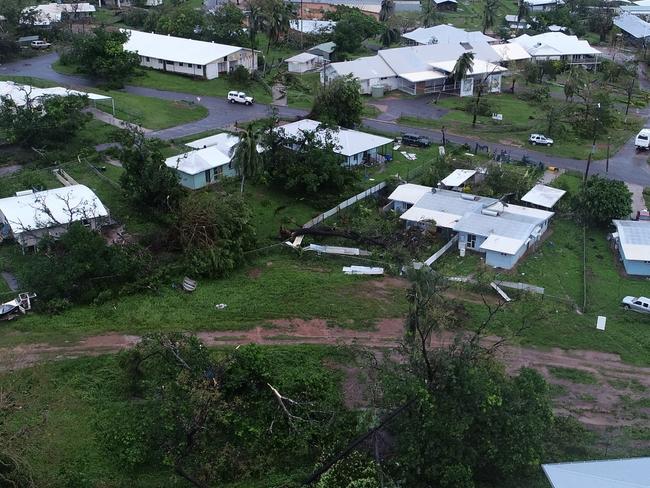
[621,296,650,314]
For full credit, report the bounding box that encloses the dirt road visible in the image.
[1,318,649,429]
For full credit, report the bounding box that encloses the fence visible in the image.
[303,181,387,229]
[424,235,458,266]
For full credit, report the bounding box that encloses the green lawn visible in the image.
[0,75,208,130]
[442,0,517,31]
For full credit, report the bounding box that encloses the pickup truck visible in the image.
[227,91,254,106]
[30,40,52,49]
[635,129,650,150]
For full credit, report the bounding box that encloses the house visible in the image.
[277,119,393,167]
[392,185,554,269]
[0,81,114,114]
[509,32,601,66]
[505,14,531,30]
[612,220,650,276]
[439,168,485,190]
[402,24,496,46]
[490,43,532,62]
[308,41,336,61]
[615,13,650,43]
[0,185,109,250]
[286,52,322,73]
[387,183,433,213]
[433,0,458,11]
[323,41,509,96]
[289,19,336,34]
[289,0,380,20]
[21,2,95,26]
[122,30,258,80]
[543,458,650,488]
[165,146,236,190]
[520,184,566,209]
[523,0,565,11]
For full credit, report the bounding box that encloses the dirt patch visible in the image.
[354,277,408,302]
[247,268,262,279]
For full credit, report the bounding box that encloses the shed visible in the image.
[543,457,650,488]
[612,220,650,276]
[521,184,566,208]
[286,52,322,73]
[308,41,336,60]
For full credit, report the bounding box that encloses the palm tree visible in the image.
[230,124,262,194]
[452,51,474,84]
[265,0,295,54]
[420,0,442,28]
[482,0,498,34]
[380,25,400,47]
[515,0,528,34]
[247,1,263,55]
[379,0,395,22]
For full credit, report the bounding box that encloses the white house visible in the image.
[505,14,531,30]
[543,458,650,488]
[277,119,394,167]
[0,185,109,250]
[523,0,565,11]
[612,220,650,276]
[390,185,554,270]
[289,19,336,34]
[286,52,322,73]
[615,13,650,43]
[521,184,566,209]
[323,41,509,96]
[509,32,601,66]
[402,24,496,46]
[0,81,114,114]
[21,2,95,26]
[387,183,433,213]
[123,30,258,80]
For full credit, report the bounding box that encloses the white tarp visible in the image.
[343,266,384,275]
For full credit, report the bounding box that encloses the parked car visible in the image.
[30,40,51,49]
[227,91,254,105]
[401,133,431,147]
[621,296,650,314]
[635,129,650,150]
[528,134,554,146]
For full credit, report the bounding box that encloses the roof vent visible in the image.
[460,193,477,201]
[15,190,34,197]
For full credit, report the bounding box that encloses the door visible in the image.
[204,170,211,184]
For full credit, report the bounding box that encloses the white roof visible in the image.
[0,81,110,107]
[521,184,566,208]
[328,55,395,81]
[400,188,497,228]
[510,32,601,57]
[290,19,336,34]
[400,70,447,82]
[614,13,650,39]
[286,52,320,63]
[479,234,525,254]
[491,42,532,62]
[0,185,108,235]
[402,25,495,45]
[388,184,432,205]
[123,29,244,66]
[277,119,393,157]
[399,206,464,228]
[185,132,239,152]
[441,169,476,187]
[165,146,231,175]
[22,2,95,25]
[613,220,650,261]
[543,458,650,488]
[524,0,564,5]
[429,59,506,75]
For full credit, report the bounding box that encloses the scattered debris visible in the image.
[490,282,512,302]
[182,277,197,292]
[303,244,371,256]
[215,303,228,310]
[343,266,384,275]
[596,316,606,331]
[0,292,37,321]
[400,151,417,160]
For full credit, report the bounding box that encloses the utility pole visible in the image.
[584,103,600,182]
[606,136,611,173]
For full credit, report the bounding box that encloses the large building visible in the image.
[0,185,109,250]
[123,30,258,80]
[402,24,496,46]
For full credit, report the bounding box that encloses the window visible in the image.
[214,166,223,178]
[467,234,477,249]
[205,169,211,184]
[179,62,184,67]
[158,59,163,64]
[145,56,150,62]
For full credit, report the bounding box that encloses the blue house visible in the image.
[613,220,650,276]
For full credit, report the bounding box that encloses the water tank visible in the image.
[371,85,384,98]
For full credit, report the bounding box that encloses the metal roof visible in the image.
[524,0,564,5]
[510,33,601,57]
[0,81,110,107]
[309,41,336,54]
[123,30,245,66]
[22,3,95,26]
[406,189,497,224]
[441,169,477,187]
[402,25,495,45]
[286,52,320,63]
[388,184,432,205]
[290,19,335,34]
[613,220,650,261]
[328,55,395,80]
[0,185,108,235]
[277,119,393,157]
[491,42,532,61]
[543,458,650,488]
[521,184,566,208]
[165,146,231,175]
[185,132,239,151]
[614,13,650,38]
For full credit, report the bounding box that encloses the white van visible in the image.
[635,129,650,150]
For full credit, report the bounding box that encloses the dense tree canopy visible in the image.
[577,175,632,225]
[311,75,364,128]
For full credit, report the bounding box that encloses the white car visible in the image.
[635,129,650,150]
[529,134,554,146]
[227,91,254,106]
[621,296,650,314]
[30,40,51,49]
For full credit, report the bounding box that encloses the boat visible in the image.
[0,292,36,320]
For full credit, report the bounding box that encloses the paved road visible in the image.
[2,53,650,185]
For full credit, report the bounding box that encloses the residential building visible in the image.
[390,185,554,270]
[615,13,650,43]
[543,458,650,488]
[402,24,496,46]
[323,41,511,96]
[21,2,95,26]
[509,32,601,66]
[277,119,394,167]
[432,0,458,11]
[288,0,380,20]
[0,81,114,114]
[612,220,650,276]
[123,30,258,80]
[520,184,566,209]
[523,0,565,11]
[0,185,109,250]
[166,133,244,189]
[308,41,336,61]
[505,14,531,30]
[286,52,322,73]
[289,19,336,34]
